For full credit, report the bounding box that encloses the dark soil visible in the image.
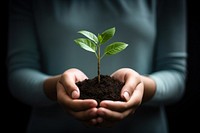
[76,75,125,105]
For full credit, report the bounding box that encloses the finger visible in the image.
[69,107,98,121]
[57,79,79,99]
[57,82,97,112]
[67,99,98,112]
[120,72,141,101]
[99,82,143,112]
[99,100,127,112]
[97,107,133,122]
[83,118,98,127]
[82,116,104,127]
[127,82,144,107]
[60,69,88,99]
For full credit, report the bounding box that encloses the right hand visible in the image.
[56,68,99,126]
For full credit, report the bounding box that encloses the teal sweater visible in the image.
[8,0,187,133]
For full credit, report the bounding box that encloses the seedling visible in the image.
[74,27,128,83]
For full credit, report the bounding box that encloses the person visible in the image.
[7,0,187,133]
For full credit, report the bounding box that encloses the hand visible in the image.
[56,68,99,126]
[96,68,144,127]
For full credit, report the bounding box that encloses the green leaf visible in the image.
[104,42,128,55]
[74,38,97,53]
[78,30,98,44]
[100,27,115,44]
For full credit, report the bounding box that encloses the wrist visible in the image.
[43,75,61,101]
[141,75,156,103]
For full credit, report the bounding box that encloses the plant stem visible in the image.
[98,45,100,83]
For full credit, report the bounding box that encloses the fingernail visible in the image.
[72,90,79,99]
[123,91,130,101]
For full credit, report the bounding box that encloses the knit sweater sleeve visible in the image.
[7,0,55,107]
[147,0,187,105]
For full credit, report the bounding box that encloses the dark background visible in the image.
[166,1,200,132]
[2,1,200,132]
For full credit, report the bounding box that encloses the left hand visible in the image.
[96,68,144,127]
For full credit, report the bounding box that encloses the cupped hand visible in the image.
[56,68,99,126]
[96,68,144,127]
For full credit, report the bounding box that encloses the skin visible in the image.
[44,68,156,127]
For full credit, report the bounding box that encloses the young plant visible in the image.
[74,27,128,83]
